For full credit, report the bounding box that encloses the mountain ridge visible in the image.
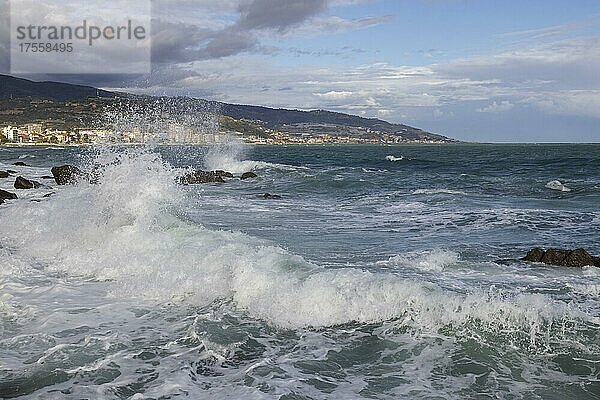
[0,74,454,142]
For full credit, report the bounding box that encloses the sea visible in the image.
[0,143,599,399]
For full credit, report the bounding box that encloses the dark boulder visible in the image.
[12,161,27,166]
[0,171,9,179]
[0,189,18,201]
[241,172,258,180]
[261,193,282,200]
[523,248,545,263]
[14,176,42,189]
[215,170,234,178]
[178,170,226,184]
[522,247,599,267]
[563,249,599,268]
[540,249,571,266]
[51,165,84,185]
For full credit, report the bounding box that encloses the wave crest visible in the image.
[0,148,591,346]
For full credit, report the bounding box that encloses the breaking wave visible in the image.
[412,188,467,196]
[0,147,593,351]
[385,155,404,162]
[546,180,572,192]
[202,138,295,174]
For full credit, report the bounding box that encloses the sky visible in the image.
[1,0,600,142]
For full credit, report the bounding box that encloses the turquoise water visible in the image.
[0,144,599,399]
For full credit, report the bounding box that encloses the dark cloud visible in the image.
[0,0,9,73]
[151,20,213,63]
[237,0,326,32]
[201,28,259,59]
[152,0,326,64]
[1,0,391,89]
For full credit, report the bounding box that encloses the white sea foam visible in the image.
[362,168,388,173]
[385,155,403,162]
[412,188,466,196]
[568,283,600,296]
[0,147,588,337]
[545,180,572,192]
[202,137,295,173]
[377,249,460,272]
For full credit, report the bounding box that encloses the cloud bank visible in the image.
[0,0,599,141]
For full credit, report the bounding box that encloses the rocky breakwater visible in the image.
[522,248,600,268]
[177,170,258,185]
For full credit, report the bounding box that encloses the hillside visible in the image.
[0,74,454,142]
[218,103,448,141]
[0,75,113,101]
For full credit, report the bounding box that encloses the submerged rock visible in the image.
[0,170,9,178]
[241,172,258,180]
[0,189,18,201]
[14,176,42,189]
[522,247,599,267]
[51,165,84,185]
[12,161,28,166]
[178,170,227,184]
[261,193,282,200]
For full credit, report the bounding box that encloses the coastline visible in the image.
[0,140,459,147]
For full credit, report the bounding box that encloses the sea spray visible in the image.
[202,135,278,174]
[1,144,599,398]
[0,148,589,349]
[203,136,250,173]
[99,97,220,144]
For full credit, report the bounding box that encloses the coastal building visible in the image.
[23,124,43,140]
[53,131,71,144]
[79,129,113,143]
[2,126,20,142]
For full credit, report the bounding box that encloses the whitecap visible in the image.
[203,138,297,173]
[385,155,403,162]
[545,180,572,192]
[0,147,589,336]
[377,249,460,272]
[412,188,466,196]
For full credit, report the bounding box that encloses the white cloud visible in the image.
[313,90,354,99]
[526,90,600,118]
[477,100,514,113]
[108,34,600,133]
[437,38,600,89]
[307,15,393,34]
[16,0,594,141]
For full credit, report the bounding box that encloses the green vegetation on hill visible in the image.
[0,98,107,130]
[218,115,269,138]
[0,74,455,142]
[0,75,113,100]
